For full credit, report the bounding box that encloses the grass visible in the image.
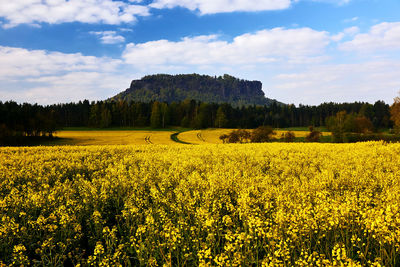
[170,132,192,144]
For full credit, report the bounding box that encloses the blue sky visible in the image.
[0,0,399,105]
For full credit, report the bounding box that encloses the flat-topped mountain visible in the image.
[111,74,278,106]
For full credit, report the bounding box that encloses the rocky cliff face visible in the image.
[112,74,277,106]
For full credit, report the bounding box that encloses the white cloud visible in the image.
[0,46,121,79]
[19,72,129,104]
[0,0,150,28]
[340,22,400,52]
[0,46,130,104]
[331,26,359,42]
[272,60,400,105]
[121,24,400,105]
[150,0,293,14]
[0,0,359,28]
[331,33,345,42]
[343,16,359,23]
[2,21,400,105]
[123,27,331,69]
[343,26,360,36]
[119,27,134,32]
[90,31,126,44]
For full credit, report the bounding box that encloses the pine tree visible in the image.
[150,102,162,128]
[215,107,228,128]
[100,105,112,128]
[160,103,170,128]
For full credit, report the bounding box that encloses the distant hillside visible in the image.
[111,74,279,106]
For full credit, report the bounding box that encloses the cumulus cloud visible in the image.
[272,60,400,104]
[331,26,359,42]
[0,46,122,78]
[90,31,126,44]
[343,16,359,23]
[123,27,331,69]
[340,22,400,52]
[150,0,293,14]
[120,23,400,105]
[343,26,360,36]
[0,46,129,104]
[0,0,150,28]
[18,72,129,104]
[2,21,400,105]
[0,0,358,28]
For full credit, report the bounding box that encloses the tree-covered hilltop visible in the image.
[111,74,279,106]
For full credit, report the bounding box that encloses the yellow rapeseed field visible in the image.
[54,130,178,145]
[1,142,400,266]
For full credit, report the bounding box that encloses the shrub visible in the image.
[219,134,229,143]
[250,126,275,143]
[354,116,374,133]
[282,131,295,142]
[305,126,322,142]
[220,129,251,143]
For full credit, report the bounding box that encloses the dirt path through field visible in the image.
[196,132,205,142]
[144,135,153,144]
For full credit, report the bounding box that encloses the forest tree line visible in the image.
[0,99,395,145]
